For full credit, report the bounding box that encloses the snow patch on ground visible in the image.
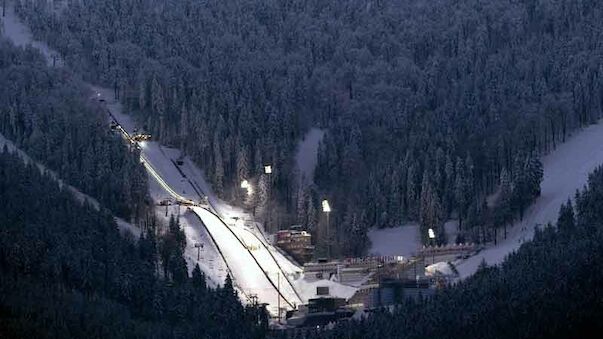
[293,277,358,301]
[114,218,141,238]
[295,128,324,186]
[457,120,603,278]
[425,262,455,277]
[367,224,420,257]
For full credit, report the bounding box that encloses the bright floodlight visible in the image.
[264,165,272,174]
[428,228,436,239]
[322,199,331,213]
[241,180,252,196]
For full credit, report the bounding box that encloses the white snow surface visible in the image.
[295,128,325,186]
[457,122,603,278]
[425,262,455,277]
[293,277,357,301]
[193,207,304,312]
[359,219,459,258]
[367,224,420,257]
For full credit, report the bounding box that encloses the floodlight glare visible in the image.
[322,200,331,213]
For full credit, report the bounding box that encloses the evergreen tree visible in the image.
[213,135,225,194]
[454,157,467,230]
[497,167,513,239]
[191,264,207,291]
[557,199,575,232]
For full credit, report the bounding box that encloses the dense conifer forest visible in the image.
[0,38,147,219]
[0,149,267,338]
[281,165,603,339]
[14,0,601,256]
[0,1,602,338]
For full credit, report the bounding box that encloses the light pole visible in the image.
[266,270,281,322]
[322,199,331,260]
[428,228,436,264]
[277,271,280,323]
[264,165,272,232]
[264,165,272,175]
[194,242,204,261]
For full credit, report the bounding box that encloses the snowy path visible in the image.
[457,123,603,277]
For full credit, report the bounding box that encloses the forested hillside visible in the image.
[15,0,603,255]
[285,165,603,338]
[0,38,147,219]
[0,149,267,338]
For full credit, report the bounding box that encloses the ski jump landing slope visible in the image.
[193,207,302,314]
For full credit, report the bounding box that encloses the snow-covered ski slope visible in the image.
[457,123,603,277]
[193,208,302,312]
[102,90,305,314]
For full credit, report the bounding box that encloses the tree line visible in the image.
[14,0,603,256]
